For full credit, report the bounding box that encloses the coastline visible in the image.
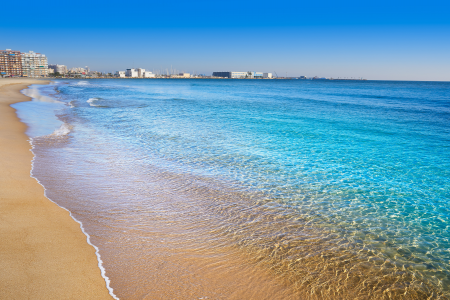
[0,79,113,299]
[3,78,445,299]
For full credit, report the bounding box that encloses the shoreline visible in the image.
[27,79,299,299]
[0,78,113,299]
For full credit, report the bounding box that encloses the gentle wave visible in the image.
[26,79,450,299]
[49,123,72,136]
[17,82,119,298]
[75,81,91,86]
[21,85,63,103]
[87,97,101,107]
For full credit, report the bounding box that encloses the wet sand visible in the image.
[0,79,112,299]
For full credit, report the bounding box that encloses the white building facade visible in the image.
[137,68,146,78]
[212,71,265,79]
[116,71,126,78]
[143,71,155,78]
[122,68,155,78]
[69,67,86,74]
[48,64,68,74]
[21,51,48,77]
[57,65,67,74]
[126,68,138,77]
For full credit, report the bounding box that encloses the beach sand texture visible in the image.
[0,79,112,299]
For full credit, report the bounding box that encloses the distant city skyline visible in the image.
[1,0,449,81]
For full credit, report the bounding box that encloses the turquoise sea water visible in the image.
[19,79,450,299]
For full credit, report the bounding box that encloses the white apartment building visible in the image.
[137,68,146,78]
[21,51,48,77]
[138,68,156,78]
[126,68,138,77]
[70,67,86,74]
[143,71,155,78]
[49,64,68,74]
[57,65,67,74]
[116,71,126,78]
[124,68,155,78]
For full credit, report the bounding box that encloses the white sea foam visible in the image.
[76,81,90,86]
[28,139,120,300]
[23,81,118,298]
[21,85,63,103]
[49,123,72,136]
[87,97,101,107]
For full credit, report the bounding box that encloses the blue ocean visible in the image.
[16,79,450,299]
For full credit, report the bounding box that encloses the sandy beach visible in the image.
[0,79,112,299]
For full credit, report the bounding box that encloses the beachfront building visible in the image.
[138,68,156,78]
[126,68,138,78]
[137,68,146,78]
[116,71,126,78]
[252,72,264,78]
[49,64,67,75]
[143,71,155,78]
[123,68,155,78]
[21,51,48,77]
[69,67,87,75]
[178,73,191,78]
[263,73,273,79]
[57,65,67,74]
[0,49,23,77]
[212,71,264,79]
[48,64,56,73]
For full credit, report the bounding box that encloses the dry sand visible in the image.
[0,78,113,299]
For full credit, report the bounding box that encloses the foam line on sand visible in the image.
[0,78,116,300]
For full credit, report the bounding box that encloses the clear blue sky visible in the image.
[1,0,449,80]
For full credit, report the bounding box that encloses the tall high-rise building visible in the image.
[21,51,48,77]
[0,49,23,77]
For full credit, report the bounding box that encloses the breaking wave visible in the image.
[49,123,72,136]
[21,85,63,103]
[87,97,101,107]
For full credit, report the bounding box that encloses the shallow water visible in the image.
[19,79,450,299]
[12,83,65,137]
